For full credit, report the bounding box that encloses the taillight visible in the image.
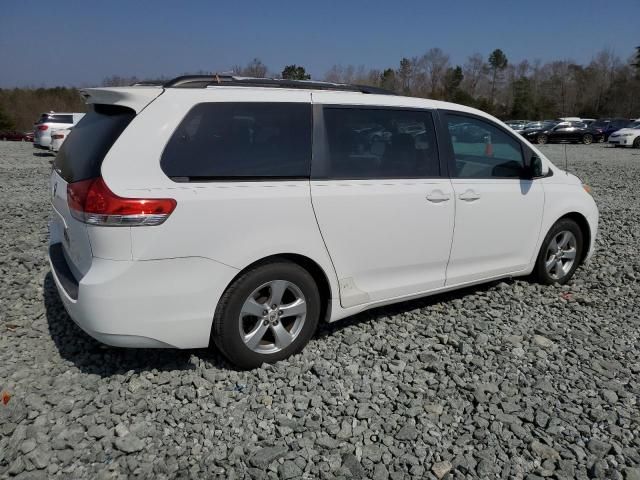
[38,125,49,131]
[67,177,176,226]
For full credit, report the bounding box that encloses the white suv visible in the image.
[34,112,85,149]
[48,75,598,368]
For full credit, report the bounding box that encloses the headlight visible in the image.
[583,184,592,194]
[619,133,633,137]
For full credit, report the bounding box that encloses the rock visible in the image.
[587,438,612,458]
[425,403,444,415]
[624,468,640,480]
[248,446,288,468]
[114,435,145,453]
[278,460,303,479]
[533,335,555,348]
[20,439,37,454]
[530,440,560,460]
[342,453,366,479]
[432,460,453,479]
[395,424,419,441]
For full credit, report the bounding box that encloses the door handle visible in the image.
[458,189,481,201]
[426,191,450,203]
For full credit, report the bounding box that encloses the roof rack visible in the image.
[162,75,395,95]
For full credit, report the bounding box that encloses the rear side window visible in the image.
[161,103,312,180]
[445,113,524,178]
[39,114,73,124]
[54,105,135,182]
[321,107,439,179]
[49,115,74,124]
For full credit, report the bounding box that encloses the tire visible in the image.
[533,219,584,285]
[537,135,548,145]
[598,136,605,143]
[212,260,321,369]
[634,137,640,148]
[582,134,593,145]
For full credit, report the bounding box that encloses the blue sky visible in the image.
[0,0,638,87]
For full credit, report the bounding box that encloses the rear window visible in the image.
[38,114,73,124]
[54,105,135,182]
[160,102,312,180]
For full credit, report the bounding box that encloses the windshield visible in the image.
[628,121,640,129]
[526,121,556,129]
[590,120,609,128]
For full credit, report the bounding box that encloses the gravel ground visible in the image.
[0,141,639,480]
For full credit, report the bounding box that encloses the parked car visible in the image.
[521,121,603,145]
[607,120,640,148]
[0,130,31,141]
[48,75,598,368]
[49,127,72,153]
[33,112,85,149]
[590,118,632,142]
[24,131,34,142]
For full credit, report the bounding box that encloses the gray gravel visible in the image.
[1,142,639,479]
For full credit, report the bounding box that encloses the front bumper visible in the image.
[48,243,239,349]
[608,137,633,146]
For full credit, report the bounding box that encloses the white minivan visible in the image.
[48,76,598,368]
[34,112,85,149]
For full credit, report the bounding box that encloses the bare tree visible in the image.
[462,53,486,97]
[418,48,450,98]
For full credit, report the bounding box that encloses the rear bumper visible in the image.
[48,243,239,348]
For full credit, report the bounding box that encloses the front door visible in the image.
[442,112,545,285]
[310,101,455,307]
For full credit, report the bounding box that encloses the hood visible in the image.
[610,128,639,136]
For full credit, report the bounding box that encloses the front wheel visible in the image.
[533,219,584,285]
[537,135,548,145]
[211,260,321,369]
[633,137,640,148]
[582,134,593,145]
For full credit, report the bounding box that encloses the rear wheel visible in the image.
[212,260,321,369]
[537,135,548,145]
[582,134,593,145]
[533,219,584,285]
[633,137,640,148]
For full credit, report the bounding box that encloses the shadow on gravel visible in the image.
[43,272,232,377]
[44,269,508,374]
[32,152,54,157]
[316,279,505,338]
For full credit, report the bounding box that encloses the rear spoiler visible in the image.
[79,87,163,114]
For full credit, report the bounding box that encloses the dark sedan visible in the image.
[521,121,603,145]
[0,130,32,142]
[589,118,632,141]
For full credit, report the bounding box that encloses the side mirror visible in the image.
[523,155,543,179]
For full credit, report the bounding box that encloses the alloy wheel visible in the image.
[544,230,578,281]
[239,280,307,354]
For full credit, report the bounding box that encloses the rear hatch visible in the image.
[50,105,136,279]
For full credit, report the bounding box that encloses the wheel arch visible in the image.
[224,253,334,323]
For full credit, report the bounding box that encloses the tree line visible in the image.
[1,47,639,131]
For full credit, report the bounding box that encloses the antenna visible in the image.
[564,144,569,175]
